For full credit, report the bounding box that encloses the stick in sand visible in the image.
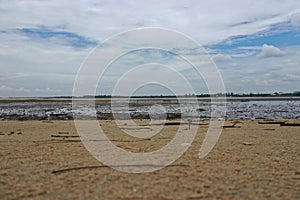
[223,121,240,128]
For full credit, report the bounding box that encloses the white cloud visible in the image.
[257,44,285,58]
[0,85,63,97]
[212,54,233,63]
[290,12,300,27]
[221,45,300,93]
[238,46,261,50]
[1,0,300,44]
[1,1,300,96]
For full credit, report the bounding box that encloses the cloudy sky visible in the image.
[1,0,300,97]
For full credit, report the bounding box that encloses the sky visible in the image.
[1,0,300,97]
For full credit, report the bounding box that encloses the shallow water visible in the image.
[0,100,299,120]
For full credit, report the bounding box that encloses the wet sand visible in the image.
[0,120,299,199]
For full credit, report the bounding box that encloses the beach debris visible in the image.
[242,142,253,146]
[223,121,240,128]
[52,164,189,174]
[258,121,285,125]
[142,121,208,127]
[0,131,23,135]
[280,123,300,126]
[120,127,151,130]
[8,131,15,135]
[46,140,81,143]
[264,129,275,131]
[162,122,181,126]
[51,134,80,139]
[258,121,300,126]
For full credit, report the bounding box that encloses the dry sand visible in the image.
[0,120,299,199]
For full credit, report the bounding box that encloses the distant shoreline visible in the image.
[1,96,300,102]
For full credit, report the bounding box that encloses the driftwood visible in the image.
[139,122,181,126]
[52,164,189,174]
[264,128,276,131]
[51,134,80,138]
[223,121,240,128]
[120,127,151,130]
[49,138,151,143]
[258,121,300,126]
[280,123,300,126]
[140,122,208,126]
[50,140,81,143]
[258,121,285,125]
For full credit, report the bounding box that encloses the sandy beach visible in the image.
[0,119,299,199]
[2,0,300,199]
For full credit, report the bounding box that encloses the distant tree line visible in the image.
[53,91,300,98]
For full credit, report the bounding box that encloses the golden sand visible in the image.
[0,120,299,199]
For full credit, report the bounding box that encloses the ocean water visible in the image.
[0,99,300,120]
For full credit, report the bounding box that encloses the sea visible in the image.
[0,98,300,120]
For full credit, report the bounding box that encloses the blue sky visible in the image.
[0,0,300,96]
[20,28,98,48]
[209,22,300,55]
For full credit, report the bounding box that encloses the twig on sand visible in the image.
[50,140,81,143]
[264,128,275,131]
[140,122,208,126]
[120,127,151,130]
[258,121,285,125]
[258,121,300,126]
[280,123,300,126]
[223,121,240,128]
[51,134,80,138]
[49,138,151,143]
[52,164,189,174]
